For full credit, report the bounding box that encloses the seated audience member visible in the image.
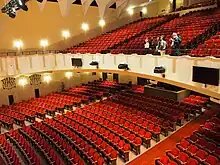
[170,33,181,56]
[158,35,167,55]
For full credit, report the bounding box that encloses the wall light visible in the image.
[81,22,89,32]
[65,72,73,79]
[13,40,23,49]
[62,30,70,39]
[43,75,51,83]
[127,7,134,15]
[141,7,147,14]
[18,77,27,86]
[40,39,49,48]
[99,19,106,28]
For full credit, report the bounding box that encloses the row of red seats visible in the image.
[43,117,115,164]
[111,92,185,127]
[69,16,169,54]
[32,122,85,165]
[183,95,209,106]
[0,114,14,129]
[111,9,220,55]
[83,101,162,141]
[155,112,220,165]
[0,109,24,126]
[65,110,145,158]
[95,100,170,135]
[175,1,216,12]
[21,126,65,165]
[7,130,41,165]
[0,135,21,165]
[191,32,220,57]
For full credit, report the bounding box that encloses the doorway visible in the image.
[8,95,14,105]
[35,89,40,98]
[102,72,108,81]
[137,77,149,85]
[113,73,119,82]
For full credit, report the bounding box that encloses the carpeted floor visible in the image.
[127,111,212,165]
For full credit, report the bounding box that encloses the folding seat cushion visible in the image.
[93,152,100,163]
[129,134,136,143]
[206,142,216,153]
[167,147,180,159]
[186,134,198,143]
[134,137,142,146]
[113,136,120,146]
[178,139,190,151]
[205,155,218,165]
[158,155,169,165]
[197,138,207,148]
[187,158,199,165]
[97,157,105,165]
[154,126,161,134]
[178,152,189,164]
[139,129,146,138]
[195,149,208,162]
[186,144,198,156]
[100,141,107,151]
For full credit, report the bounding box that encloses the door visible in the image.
[35,89,40,98]
[113,73,119,82]
[137,77,149,85]
[102,72,108,81]
[8,95,14,105]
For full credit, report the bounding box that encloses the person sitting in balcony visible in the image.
[170,32,181,56]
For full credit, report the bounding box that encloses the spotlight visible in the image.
[43,75,51,83]
[127,7,134,15]
[18,77,27,86]
[81,22,89,32]
[13,39,23,49]
[1,0,28,18]
[141,7,147,14]
[65,72,73,79]
[99,19,106,28]
[40,39,49,48]
[62,30,70,39]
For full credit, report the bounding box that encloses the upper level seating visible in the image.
[155,111,220,165]
[175,0,216,12]
[190,32,220,57]
[111,9,220,55]
[69,16,169,54]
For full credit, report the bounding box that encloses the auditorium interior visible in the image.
[0,0,220,165]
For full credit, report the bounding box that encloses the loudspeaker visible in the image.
[71,58,82,67]
[90,61,99,66]
[118,63,129,70]
[154,66,165,73]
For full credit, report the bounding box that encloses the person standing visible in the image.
[170,33,181,56]
[158,35,167,55]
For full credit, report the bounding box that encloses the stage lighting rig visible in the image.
[1,0,42,18]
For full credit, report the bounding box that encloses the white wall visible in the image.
[0,53,219,99]
[0,71,100,105]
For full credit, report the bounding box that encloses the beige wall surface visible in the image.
[0,71,101,106]
[0,1,119,50]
